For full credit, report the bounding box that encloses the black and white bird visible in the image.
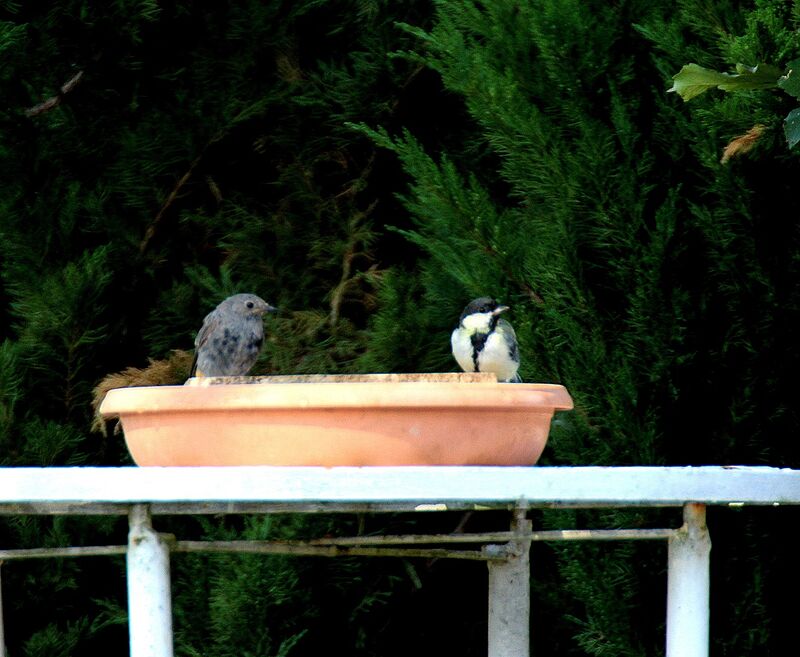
[451,296,521,382]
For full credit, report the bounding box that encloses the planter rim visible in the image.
[100,381,573,416]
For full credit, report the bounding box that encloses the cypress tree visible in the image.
[1,2,439,654]
[357,0,800,654]
[2,1,799,655]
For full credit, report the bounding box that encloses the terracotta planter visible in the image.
[99,374,573,467]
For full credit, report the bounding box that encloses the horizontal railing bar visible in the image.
[532,528,676,541]
[0,500,780,516]
[172,541,499,561]
[2,466,799,512]
[0,502,520,516]
[0,528,676,562]
[0,543,498,562]
[301,528,677,545]
[0,503,131,516]
[0,502,547,516]
[0,545,127,560]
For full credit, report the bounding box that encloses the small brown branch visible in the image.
[388,63,426,113]
[139,121,237,255]
[139,153,203,255]
[334,152,376,200]
[480,244,545,305]
[25,71,85,117]
[329,201,378,326]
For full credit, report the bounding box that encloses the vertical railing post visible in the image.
[127,504,174,657]
[666,503,711,657]
[0,561,6,657]
[485,509,532,657]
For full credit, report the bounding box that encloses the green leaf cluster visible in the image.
[668,0,800,149]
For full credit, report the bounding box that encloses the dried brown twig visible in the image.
[25,70,85,117]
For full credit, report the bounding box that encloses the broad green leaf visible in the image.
[668,64,732,100]
[669,63,782,101]
[778,59,800,99]
[784,108,800,149]
[723,64,783,90]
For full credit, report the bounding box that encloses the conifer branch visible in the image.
[329,153,378,326]
[479,243,545,305]
[24,70,85,117]
[329,201,378,327]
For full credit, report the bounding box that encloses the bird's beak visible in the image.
[266,305,278,314]
[492,305,510,316]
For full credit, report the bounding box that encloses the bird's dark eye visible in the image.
[246,301,254,309]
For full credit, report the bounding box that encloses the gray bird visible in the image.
[451,296,521,382]
[190,293,277,377]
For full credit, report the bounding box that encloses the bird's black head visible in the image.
[460,296,501,321]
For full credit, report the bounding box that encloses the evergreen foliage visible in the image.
[1,1,799,656]
[358,0,800,654]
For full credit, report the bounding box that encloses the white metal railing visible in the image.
[2,465,800,657]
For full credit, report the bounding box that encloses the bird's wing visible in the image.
[194,309,222,352]
[189,351,200,377]
[497,318,520,363]
[190,310,222,377]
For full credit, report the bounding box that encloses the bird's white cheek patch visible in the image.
[461,312,493,332]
